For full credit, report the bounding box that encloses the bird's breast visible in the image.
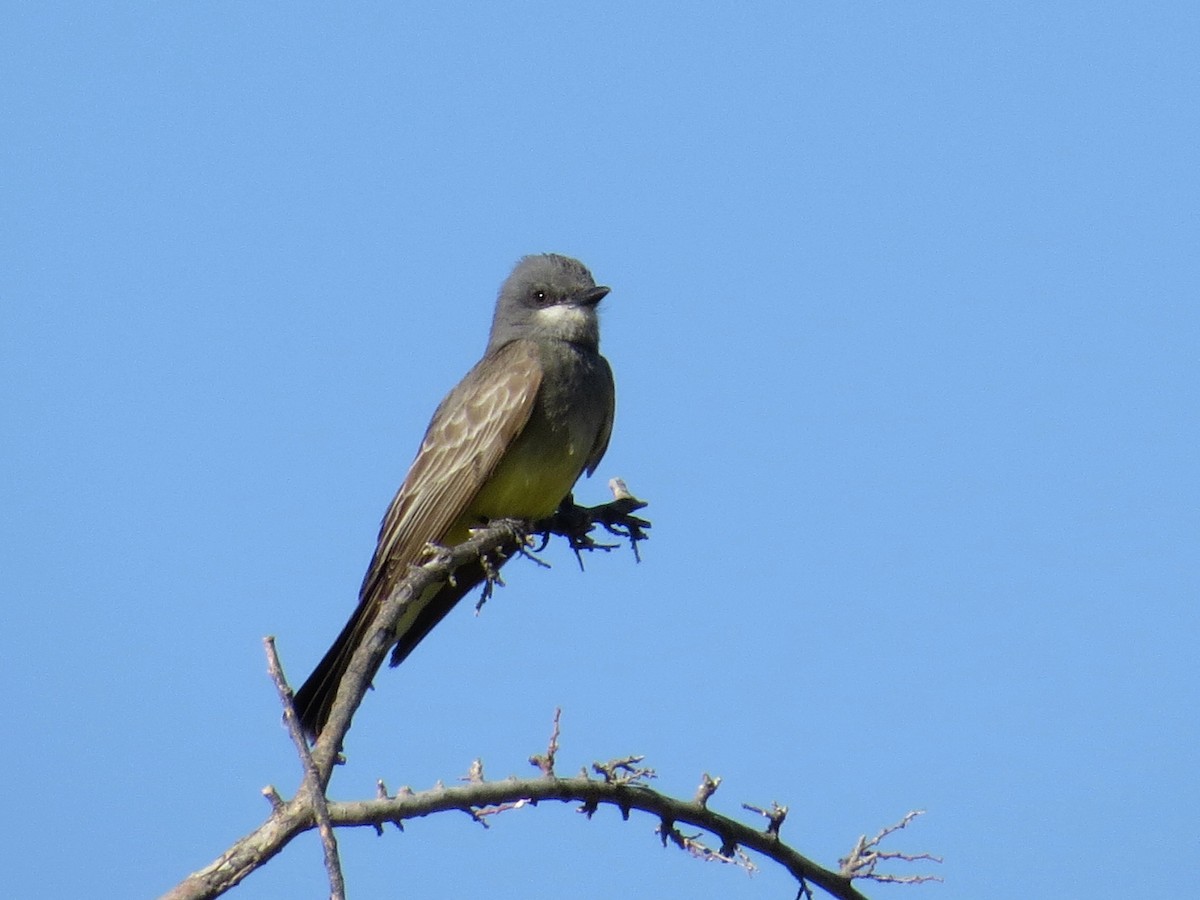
[468,409,592,522]
[460,340,611,530]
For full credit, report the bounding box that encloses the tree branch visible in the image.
[162,705,938,900]
[310,483,650,771]
[265,637,344,899]
[328,772,867,900]
[161,486,650,900]
[160,484,938,899]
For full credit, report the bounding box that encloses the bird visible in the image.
[293,253,616,738]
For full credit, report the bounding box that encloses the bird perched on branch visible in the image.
[294,253,616,738]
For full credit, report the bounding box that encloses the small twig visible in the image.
[596,478,651,561]
[515,543,553,570]
[529,708,563,777]
[592,755,657,785]
[473,542,512,613]
[370,781,390,834]
[743,801,788,837]
[473,797,533,822]
[264,637,345,900]
[260,786,285,813]
[533,480,651,569]
[657,820,758,872]
[694,773,722,809]
[839,809,943,884]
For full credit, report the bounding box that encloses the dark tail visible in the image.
[293,598,378,739]
[293,560,487,739]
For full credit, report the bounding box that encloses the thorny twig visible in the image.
[839,810,943,884]
[532,478,651,567]
[263,637,345,900]
[743,801,788,836]
[592,755,657,785]
[332,711,881,900]
[474,481,650,612]
[694,772,721,808]
[529,707,562,776]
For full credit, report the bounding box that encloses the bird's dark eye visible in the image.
[531,290,549,306]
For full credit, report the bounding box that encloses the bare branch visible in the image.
[592,755,657,785]
[461,758,486,784]
[312,483,651,777]
[839,810,943,885]
[264,637,344,900]
[529,707,563,777]
[327,771,869,900]
[694,772,722,809]
[163,489,651,900]
[162,488,937,900]
[656,819,758,874]
[533,482,651,565]
[743,801,788,836]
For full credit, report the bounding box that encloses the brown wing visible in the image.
[292,340,544,736]
[359,339,544,608]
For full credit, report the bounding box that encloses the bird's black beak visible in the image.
[576,285,611,307]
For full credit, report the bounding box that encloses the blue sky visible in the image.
[3,3,1197,898]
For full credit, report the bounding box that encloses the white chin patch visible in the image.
[535,303,592,337]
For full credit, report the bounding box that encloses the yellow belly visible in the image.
[392,429,584,640]
[467,423,586,523]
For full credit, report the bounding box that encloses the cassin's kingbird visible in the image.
[294,253,615,737]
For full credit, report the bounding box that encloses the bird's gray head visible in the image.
[487,254,609,351]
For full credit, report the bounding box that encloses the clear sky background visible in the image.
[3,3,1197,898]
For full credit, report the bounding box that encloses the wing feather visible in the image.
[359,340,543,608]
